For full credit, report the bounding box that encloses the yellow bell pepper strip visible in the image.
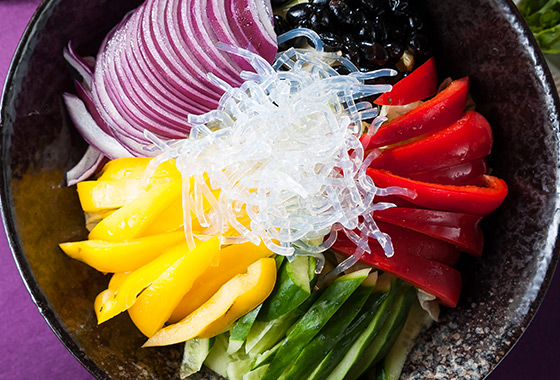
[96,157,180,181]
[94,239,200,323]
[128,237,221,337]
[197,262,276,339]
[141,197,186,236]
[77,177,176,213]
[88,180,182,241]
[93,272,131,316]
[141,184,222,236]
[107,272,131,288]
[84,209,117,231]
[143,257,277,347]
[168,241,274,323]
[58,231,186,273]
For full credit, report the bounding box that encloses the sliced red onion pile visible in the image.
[63,0,277,184]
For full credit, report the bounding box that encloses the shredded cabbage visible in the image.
[146,41,415,261]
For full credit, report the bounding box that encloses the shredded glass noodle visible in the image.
[145,38,415,264]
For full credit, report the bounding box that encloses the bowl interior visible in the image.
[1,0,559,379]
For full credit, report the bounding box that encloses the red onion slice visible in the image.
[103,35,190,138]
[66,146,108,186]
[65,0,278,163]
[229,0,277,63]
[124,8,212,113]
[74,81,113,136]
[142,0,224,101]
[186,0,245,82]
[63,93,133,159]
[206,0,255,71]
[63,42,93,89]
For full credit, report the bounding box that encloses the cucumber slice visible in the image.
[373,366,387,380]
[259,256,313,322]
[345,286,417,380]
[252,339,283,369]
[228,305,262,354]
[308,286,398,380]
[275,255,285,270]
[282,284,375,380]
[383,298,433,380]
[244,364,269,380]
[227,356,256,380]
[261,268,371,380]
[245,310,299,354]
[204,334,230,377]
[180,338,214,379]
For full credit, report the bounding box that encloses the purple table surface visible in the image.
[1,1,559,380]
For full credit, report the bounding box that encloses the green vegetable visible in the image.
[258,255,314,322]
[261,268,371,380]
[227,356,256,380]
[382,299,434,380]
[345,286,417,380]
[519,0,560,53]
[228,305,262,354]
[180,338,214,379]
[204,334,230,377]
[319,281,400,380]
[306,289,391,380]
[246,282,324,355]
[282,282,375,380]
[246,311,300,355]
[252,340,283,369]
[244,364,269,380]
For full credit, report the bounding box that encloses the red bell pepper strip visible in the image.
[376,222,460,266]
[373,207,484,256]
[369,111,493,175]
[374,57,438,106]
[368,169,508,216]
[334,222,460,266]
[333,237,462,307]
[406,158,488,186]
[361,77,469,150]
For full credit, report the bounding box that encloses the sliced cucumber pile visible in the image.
[179,256,430,380]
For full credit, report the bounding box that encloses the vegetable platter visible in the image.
[1,1,559,380]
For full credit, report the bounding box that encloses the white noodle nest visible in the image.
[147,42,414,271]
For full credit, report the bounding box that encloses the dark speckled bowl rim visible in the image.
[0,1,107,379]
[486,0,560,375]
[1,0,559,379]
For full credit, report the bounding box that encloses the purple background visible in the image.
[0,1,559,379]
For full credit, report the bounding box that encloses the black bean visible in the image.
[276,0,431,73]
[387,0,409,14]
[334,65,352,75]
[342,38,362,65]
[357,0,386,15]
[373,17,389,41]
[274,15,291,36]
[384,40,404,61]
[329,0,354,25]
[341,33,357,48]
[349,8,367,27]
[309,6,332,31]
[406,12,424,32]
[387,15,408,40]
[355,18,374,41]
[408,33,431,56]
[286,3,315,26]
[360,40,389,66]
[319,32,344,51]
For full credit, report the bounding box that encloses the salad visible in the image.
[59,0,508,379]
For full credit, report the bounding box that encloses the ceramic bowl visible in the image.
[1,0,559,379]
